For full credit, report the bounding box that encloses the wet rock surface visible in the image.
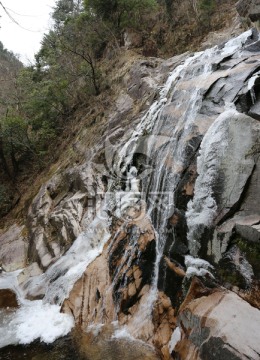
[175,288,260,360]
[1,30,260,359]
[62,215,156,328]
[0,330,160,360]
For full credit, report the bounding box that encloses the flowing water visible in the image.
[112,29,254,326]
[0,29,258,355]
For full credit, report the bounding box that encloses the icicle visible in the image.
[248,72,260,104]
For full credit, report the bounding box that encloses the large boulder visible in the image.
[27,165,105,269]
[173,288,260,359]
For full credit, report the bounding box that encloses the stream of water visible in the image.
[0,29,257,355]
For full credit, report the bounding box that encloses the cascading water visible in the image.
[1,28,260,352]
[111,29,255,326]
[0,212,111,348]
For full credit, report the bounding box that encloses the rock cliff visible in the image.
[0,22,260,360]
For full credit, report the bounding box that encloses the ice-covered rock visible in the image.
[186,111,260,257]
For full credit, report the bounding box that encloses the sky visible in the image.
[0,0,56,64]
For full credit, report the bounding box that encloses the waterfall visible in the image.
[110,29,254,322]
[248,71,260,104]
[0,209,111,348]
[1,28,259,349]
[0,269,74,348]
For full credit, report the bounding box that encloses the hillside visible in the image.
[0,0,240,224]
[0,1,260,360]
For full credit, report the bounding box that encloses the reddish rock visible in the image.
[152,292,176,359]
[63,215,156,330]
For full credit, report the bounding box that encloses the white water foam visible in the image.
[0,208,111,348]
[0,301,74,348]
[185,255,214,279]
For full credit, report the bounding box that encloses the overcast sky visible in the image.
[0,0,56,64]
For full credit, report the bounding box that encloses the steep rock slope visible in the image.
[0,27,260,360]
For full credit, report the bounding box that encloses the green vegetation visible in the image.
[0,184,14,217]
[0,0,236,218]
[217,236,260,289]
[198,0,216,28]
[85,0,157,29]
[236,238,260,278]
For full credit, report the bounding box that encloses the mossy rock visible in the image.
[217,265,248,289]
[235,237,260,279]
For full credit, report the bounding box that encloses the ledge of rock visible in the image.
[174,288,260,360]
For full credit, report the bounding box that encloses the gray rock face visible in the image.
[1,30,260,359]
[236,223,260,243]
[27,164,106,269]
[0,225,28,271]
[175,290,260,360]
[186,111,260,256]
[236,0,252,18]
[25,55,181,272]
[249,99,260,119]
[236,0,260,21]
[249,0,260,21]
